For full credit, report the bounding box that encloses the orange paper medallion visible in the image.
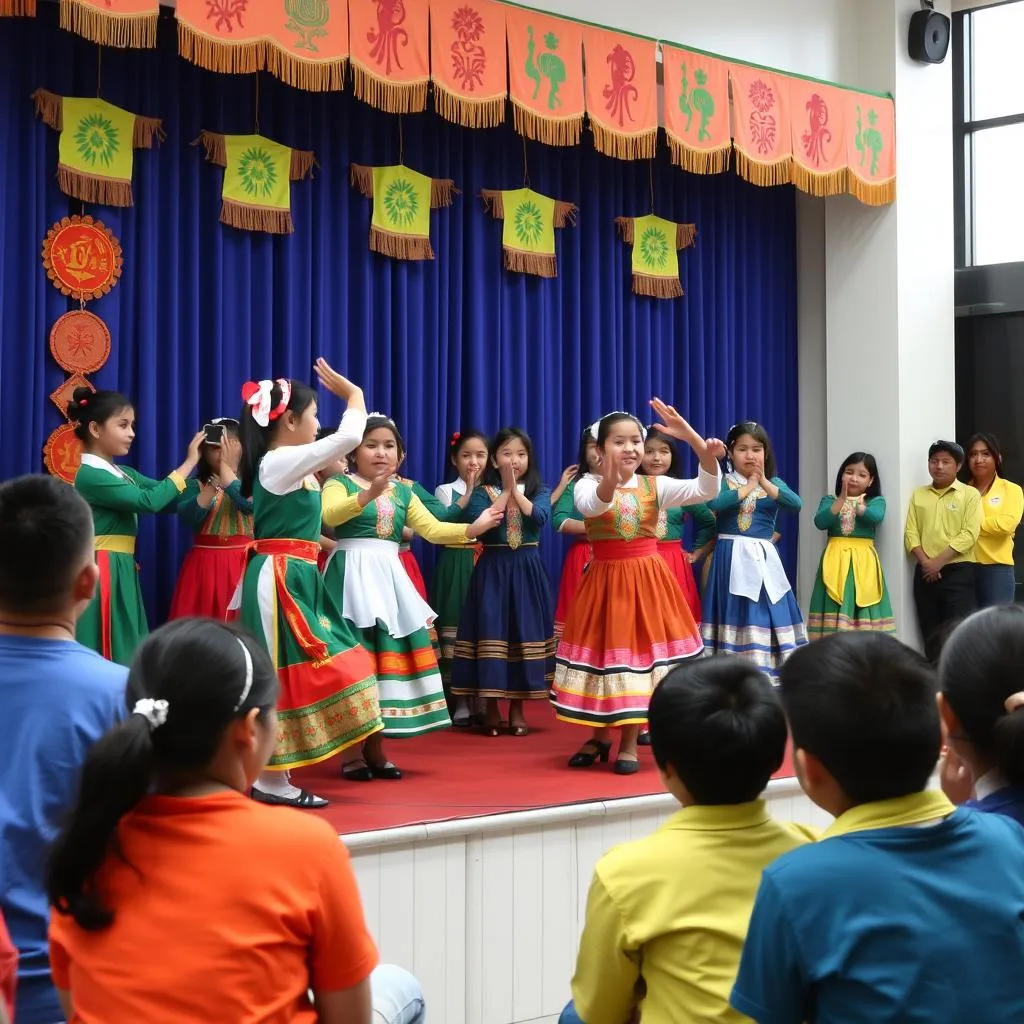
[49,309,112,374]
[43,422,83,484]
[49,372,94,417]
[41,215,123,301]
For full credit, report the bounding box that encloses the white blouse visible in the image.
[259,408,367,496]
[574,464,721,518]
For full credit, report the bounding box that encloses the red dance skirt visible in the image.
[169,538,250,621]
[554,540,592,640]
[400,548,429,601]
[657,541,702,625]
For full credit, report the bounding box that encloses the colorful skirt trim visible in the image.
[169,540,250,622]
[656,540,702,625]
[551,542,702,728]
[554,539,592,642]
[808,538,896,638]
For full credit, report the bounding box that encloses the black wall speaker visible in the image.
[909,9,951,64]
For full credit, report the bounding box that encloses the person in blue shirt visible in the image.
[937,605,1024,827]
[0,475,126,1024]
[731,631,1024,1024]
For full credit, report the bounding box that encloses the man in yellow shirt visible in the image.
[561,659,814,1024]
[904,441,981,662]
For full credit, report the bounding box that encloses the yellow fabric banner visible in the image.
[479,187,576,278]
[615,214,696,299]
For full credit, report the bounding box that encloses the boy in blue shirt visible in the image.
[0,476,127,1024]
[731,631,1024,1024]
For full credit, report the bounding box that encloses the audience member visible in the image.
[561,657,814,1024]
[0,475,126,1024]
[0,909,15,1024]
[732,632,1024,1023]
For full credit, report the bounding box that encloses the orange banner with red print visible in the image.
[0,0,35,15]
[583,28,657,160]
[350,0,430,112]
[788,80,848,197]
[506,6,584,146]
[60,0,158,48]
[845,91,896,206]
[662,46,730,174]
[729,65,793,187]
[430,0,506,128]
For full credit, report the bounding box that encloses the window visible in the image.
[955,1,1024,267]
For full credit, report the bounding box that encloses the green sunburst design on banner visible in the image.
[74,113,120,167]
[383,178,419,227]
[638,225,670,269]
[237,146,278,198]
[513,199,544,246]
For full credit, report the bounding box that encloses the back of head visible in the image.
[940,606,1024,788]
[780,633,940,805]
[649,656,787,804]
[0,475,94,614]
[47,619,279,931]
[237,378,317,496]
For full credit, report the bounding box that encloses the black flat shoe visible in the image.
[251,787,329,808]
[637,731,651,746]
[613,756,641,776]
[568,739,612,768]
[342,759,374,782]
[368,760,403,780]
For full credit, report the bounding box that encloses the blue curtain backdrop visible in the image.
[0,7,798,622]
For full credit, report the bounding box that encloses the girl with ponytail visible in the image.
[46,619,386,1022]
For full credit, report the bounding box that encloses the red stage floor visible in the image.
[293,706,795,835]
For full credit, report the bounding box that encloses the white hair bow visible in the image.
[132,698,169,731]
[242,379,291,428]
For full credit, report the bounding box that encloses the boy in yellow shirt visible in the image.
[561,658,814,1024]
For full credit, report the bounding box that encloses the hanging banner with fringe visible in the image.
[729,66,792,187]
[351,164,457,260]
[846,92,896,206]
[176,0,348,91]
[788,80,848,197]
[615,215,696,299]
[479,187,576,277]
[583,28,656,160]
[662,46,730,175]
[506,7,583,146]
[60,0,158,48]
[429,0,506,129]
[0,1,35,14]
[31,90,164,207]
[195,132,315,234]
[349,0,429,113]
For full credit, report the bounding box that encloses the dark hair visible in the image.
[639,426,684,478]
[928,440,965,466]
[47,619,278,931]
[966,432,1004,479]
[726,421,777,479]
[940,606,1024,788]
[198,418,240,485]
[572,424,599,482]
[66,388,133,444]
[649,657,787,804]
[347,415,405,471]
[444,429,490,482]
[780,633,940,805]
[483,426,541,497]
[834,452,882,499]
[237,379,317,497]
[0,475,95,613]
[596,412,644,448]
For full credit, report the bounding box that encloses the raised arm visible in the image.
[655,463,723,509]
[260,407,368,495]
[78,466,187,514]
[813,495,838,531]
[858,495,886,526]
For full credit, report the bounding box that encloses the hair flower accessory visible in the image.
[132,697,169,730]
[241,378,290,427]
[450,430,461,446]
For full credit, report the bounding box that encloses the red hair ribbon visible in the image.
[450,431,461,446]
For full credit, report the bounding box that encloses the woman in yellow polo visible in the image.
[967,432,1023,607]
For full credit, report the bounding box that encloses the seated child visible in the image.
[732,631,1024,1023]
[562,657,814,1024]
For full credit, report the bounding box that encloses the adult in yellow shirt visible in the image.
[904,440,982,662]
[560,658,814,1024]
[966,432,1023,608]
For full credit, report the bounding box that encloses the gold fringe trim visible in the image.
[132,114,165,149]
[178,20,262,75]
[352,63,427,114]
[266,50,346,93]
[430,178,458,208]
[32,88,63,131]
[220,198,294,235]
[60,0,157,48]
[512,101,582,147]
[433,84,505,129]
[193,130,227,167]
[57,164,133,207]
[614,216,635,244]
[666,134,732,175]
[553,200,577,228]
[369,226,434,261]
[504,247,557,278]
[633,271,683,299]
[589,121,657,161]
[290,149,316,181]
[848,174,896,207]
[1,0,36,14]
[479,188,504,219]
[677,222,697,249]
[733,148,793,188]
[790,162,847,198]
[350,163,373,199]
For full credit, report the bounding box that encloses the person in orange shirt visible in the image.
[0,909,14,1024]
[46,618,425,1024]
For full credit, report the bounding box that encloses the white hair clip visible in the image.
[234,637,254,712]
[367,410,395,424]
[587,420,601,441]
[601,411,647,440]
[132,698,169,731]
